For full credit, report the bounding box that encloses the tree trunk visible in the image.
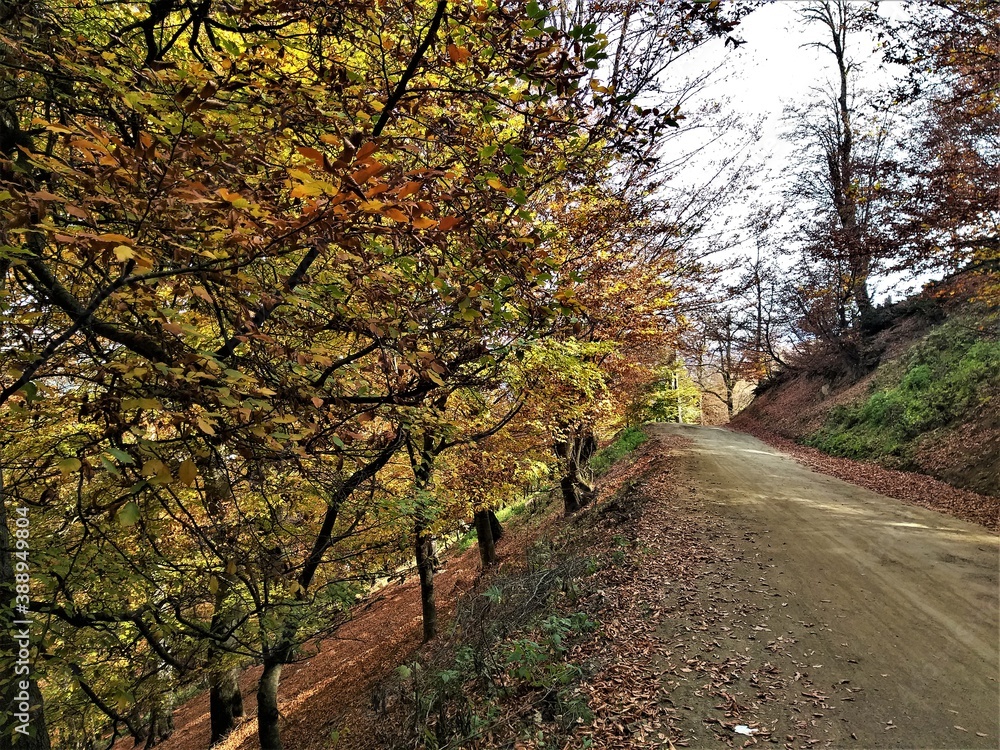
[487,510,503,542]
[0,471,51,750]
[143,697,174,749]
[474,510,496,569]
[256,660,283,750]
[209,667,243,745]
[555,429,597,514]
[560,472,580,514]
[202,452,245,745]
[407,428,442,643]
[414,531,437,641]
[578,432,597,465]
[554,438,579,515]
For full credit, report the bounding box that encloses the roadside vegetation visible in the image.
[806,312,1000,462]
[365,428,651,750]
[589,427,649,477]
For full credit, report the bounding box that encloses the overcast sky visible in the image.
[664,0,922,300]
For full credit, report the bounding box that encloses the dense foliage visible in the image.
[0,0,744,748]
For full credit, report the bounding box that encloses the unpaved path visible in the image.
[656,424,998,748]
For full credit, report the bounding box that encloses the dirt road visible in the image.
[655,424,999,748]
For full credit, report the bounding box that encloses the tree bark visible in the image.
[414,530,437,641]
[487,510,503,542]
[474,510,497,569]
[209,667,243,745]
[256,660,283,750]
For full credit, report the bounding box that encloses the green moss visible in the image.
[806,316,1000,461]
[589,426,648,476]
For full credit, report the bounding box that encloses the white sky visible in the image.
[661,0,924,301]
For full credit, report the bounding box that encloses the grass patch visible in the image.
[806,316,1000,460]
[589,426,648,476]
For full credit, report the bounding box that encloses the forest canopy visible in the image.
[1,0,996,748]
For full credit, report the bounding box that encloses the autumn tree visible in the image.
[0,1,750,748]
[786,0,893,330]
[882,0,999,287]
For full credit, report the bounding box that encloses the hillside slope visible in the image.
[733,278,999,498]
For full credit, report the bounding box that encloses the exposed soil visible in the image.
[125,503,563,750]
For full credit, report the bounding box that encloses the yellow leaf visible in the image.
[225,559,237,575]
[191,285,213,303]
[208,575,219,595]
[179,459,197,486]
[114,245,135,261]
[487,179,508,191]
[197,417,217,435]
[58,457,82,477]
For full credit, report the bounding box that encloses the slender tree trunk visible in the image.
[143,695,174,749]
[474,510,496,569]
[414,529,437,641]
[407,428,442,642]
[256,660,283,750]
[0,470,51,750]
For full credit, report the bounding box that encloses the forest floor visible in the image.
[143,425,999,750]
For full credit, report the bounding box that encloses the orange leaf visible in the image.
[411,216,437,229]
[31,190,63,202]
[94,233,134,245]
[351,160,384,185]
[447,44,472,63]
[355,141,379,161]
[438,216,461,231]
[296,146,325,168]
[396,181,422,198]
[383,208,409,222]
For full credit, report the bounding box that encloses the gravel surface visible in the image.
[732,419,999,531]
